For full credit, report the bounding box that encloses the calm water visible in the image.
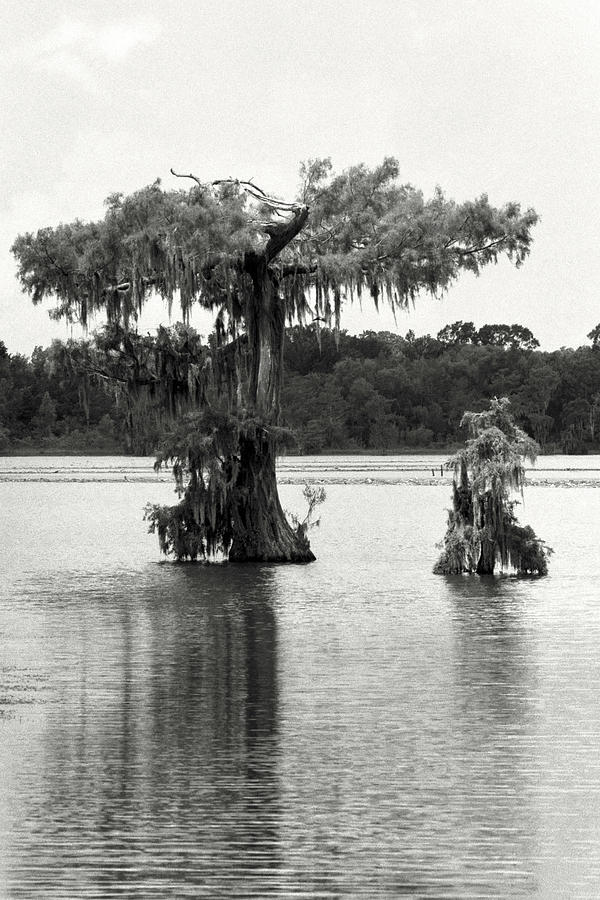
[1,458,600,897]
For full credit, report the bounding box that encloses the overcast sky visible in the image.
[1,0,599,355]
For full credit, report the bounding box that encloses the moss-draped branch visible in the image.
[12,159,537,337]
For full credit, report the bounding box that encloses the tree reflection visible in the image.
[6,565,284,897]
[443,576,540,895]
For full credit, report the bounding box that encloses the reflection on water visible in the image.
[447,581,539,895]
[1,568,284,897]
[1,479,600,896]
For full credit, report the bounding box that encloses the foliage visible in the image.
[286,484,327,541]
[11,160,537,560]
[0,340,123,452]
[144,408,259,560]
[434,398,552,576]
[5,324,600,457]
[587,323,600,349]
[282,325,600,454]
[12,162,538,337]
[32,390,57,437]
[0,424,10,451]
[437,321,539,350]
[436,321,479,346]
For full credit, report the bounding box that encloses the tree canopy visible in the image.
[11,159,539,562]
[12,158,537,333]
[437,321,539,350]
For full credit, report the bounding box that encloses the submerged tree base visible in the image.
[228,540,316,564]
[433,516,551,577]
[145,419,319,563]
[146,496,316,563]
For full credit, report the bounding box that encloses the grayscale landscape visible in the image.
[2,1,600,896]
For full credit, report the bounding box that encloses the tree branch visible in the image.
[72,360,153,387]
[171,167,302,212]
[278,262,318,278]
[444,215,471,248]
[170,168,203,189]
[212,179,301,211]
[212,333,248,358]
[455,236,506,256]
[41,241,72,279]
[264,206,310,261]
[106,275,159,295]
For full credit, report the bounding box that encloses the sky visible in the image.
[1,0,599,355]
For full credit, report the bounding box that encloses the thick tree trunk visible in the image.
[475,496,498,574]
[228,212,315,563]
[229,432,315,562]
[476,536,496,575]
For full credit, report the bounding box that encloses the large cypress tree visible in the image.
[12,159,537,562]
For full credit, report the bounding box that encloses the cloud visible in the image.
[7,17,161,88]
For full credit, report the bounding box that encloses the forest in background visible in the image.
[2,321,600,456]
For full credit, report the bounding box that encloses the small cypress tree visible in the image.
[434,397,551,576]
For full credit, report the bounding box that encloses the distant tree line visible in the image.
[0,340,122,453]
[2,321,600,455]
[280,321,600,454]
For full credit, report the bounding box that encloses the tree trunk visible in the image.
[229,222,315,563]
[476,536,496,575]
[229,431,315,562]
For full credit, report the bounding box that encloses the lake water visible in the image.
[1,456,600,897]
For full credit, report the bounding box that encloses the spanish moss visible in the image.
[434,397,552,576]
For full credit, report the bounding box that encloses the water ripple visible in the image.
[1,463,600,895]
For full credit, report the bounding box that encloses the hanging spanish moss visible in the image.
[434,397,552,576]
[12,160,538,562]
[143,409,311,561]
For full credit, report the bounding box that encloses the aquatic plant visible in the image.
[285,484,326,543]
[434,397,552,576]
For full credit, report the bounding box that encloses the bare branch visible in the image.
[241,179,268,199]
[212,178,302,212]
[171,167,305,214]
[170,168,203,189]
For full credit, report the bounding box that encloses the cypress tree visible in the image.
[434,398,551,576]
[12,161,537,562]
